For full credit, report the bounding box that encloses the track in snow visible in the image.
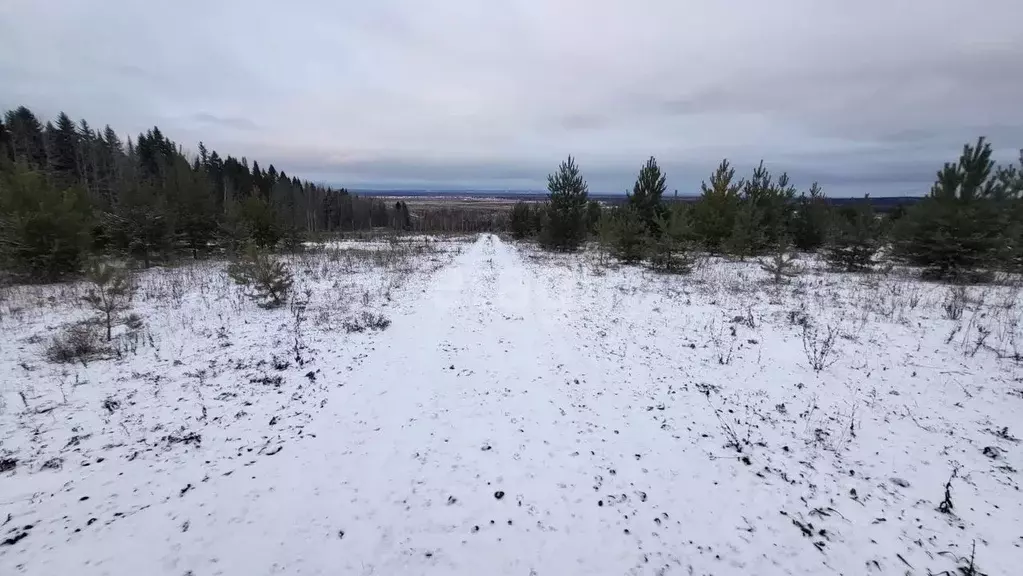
[19,234,1023,576]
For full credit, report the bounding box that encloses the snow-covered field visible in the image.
[2,234,1021,575]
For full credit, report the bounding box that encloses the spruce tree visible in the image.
[4,107,48,169]
[541,156,589,251]
[0,162,91,279]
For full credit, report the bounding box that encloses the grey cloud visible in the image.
[190,113,259,132]
[2,0,1022,195]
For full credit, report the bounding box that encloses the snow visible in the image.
[2,234,1022,575]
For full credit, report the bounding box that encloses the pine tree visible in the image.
[81,260,135,341]
[759,239,800,283]
[825,199,881,272]
[894,138,1012,280]
[228,244,294,309]
[790,182,830,252]
[692,159,742,253]
[540,156,589,251]
[726,200,764,261]
[239,191,280,248]
[610,206,647,263]
[585,200,603,235]
[509,201,533,239]
[627,156,666,233]
[648,203,695,273]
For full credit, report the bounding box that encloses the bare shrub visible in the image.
[228,245,294,309]
[943,286,967,320]
[802,322,838,372]
[45,321,108,364]
[342,311,392,333]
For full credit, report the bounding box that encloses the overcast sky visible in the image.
[2,0,1022,195]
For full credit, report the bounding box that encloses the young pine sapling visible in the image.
[228,244,294,309]
[81,261,136,341]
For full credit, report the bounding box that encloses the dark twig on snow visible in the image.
[938,467,959,514]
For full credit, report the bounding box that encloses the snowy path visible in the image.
[12,234,1023,575]
[41,235,683,575]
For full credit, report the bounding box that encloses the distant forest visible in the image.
[2,105,1018,283]
[0,106,504,278]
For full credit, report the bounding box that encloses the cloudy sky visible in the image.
[2,0,1022,195]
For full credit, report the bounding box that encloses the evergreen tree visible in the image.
[239,191,280,248]
[627,156,666,233]
[726,199,764,261]
[825,199,881,272]
[540,156,589,251]
[0,118,10,162]
[509,201,533,239]
[648,203,695,273]
[106,180,173,268]
[0,162,91,279]
[585,200,603,235]
[4,107,48,169]
[81,260,135,341]
[790,182,830,252]
[894,138,1014,280]
[609,206,647,263]
[758,239,800,283]
[692,159,742,253]
[228,244,294,309]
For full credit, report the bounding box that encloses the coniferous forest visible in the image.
[516,142,1023,283]
[0,106,500,281]
[2,105,1022,283]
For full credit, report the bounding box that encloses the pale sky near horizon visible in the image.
[2,0,1022,195]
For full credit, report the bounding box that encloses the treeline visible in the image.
[0,106,438,280]
[512,139,1023,280]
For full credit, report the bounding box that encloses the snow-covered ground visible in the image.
[2,234,1021,575]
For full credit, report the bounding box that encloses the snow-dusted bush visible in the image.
[342,311,391,333]
[45,321,107,364]
[943,286,967,320]
[228,244,294,309]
